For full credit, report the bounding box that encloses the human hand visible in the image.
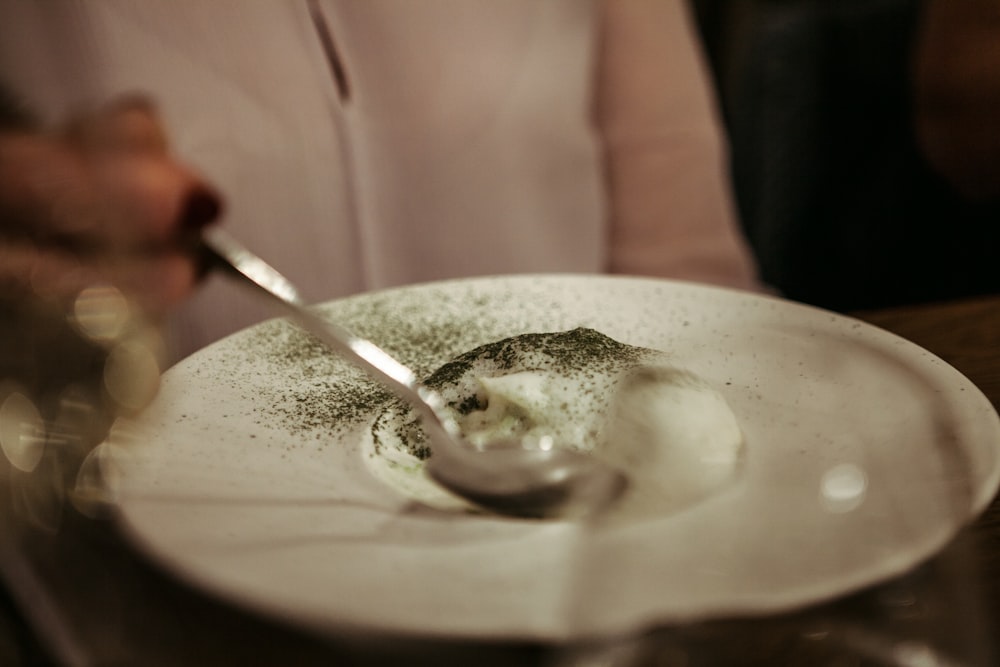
[0,98,219,517]
[0,96,221,317]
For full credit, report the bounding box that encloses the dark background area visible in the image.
[691,0,1000,311]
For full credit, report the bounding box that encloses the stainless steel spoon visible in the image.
[198,227,627,519]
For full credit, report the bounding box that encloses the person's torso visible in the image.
[1,0,607,360]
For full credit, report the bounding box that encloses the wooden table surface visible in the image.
[2,293,999,666]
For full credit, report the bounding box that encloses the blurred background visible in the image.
[692,0,1000,311]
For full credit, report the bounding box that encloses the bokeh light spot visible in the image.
[72,442,116,518]
[72,284,131,342]
[0,390,46,472]
[820,463,868,513]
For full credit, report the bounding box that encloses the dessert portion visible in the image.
[363,328,744,516]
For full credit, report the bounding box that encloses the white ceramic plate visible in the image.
[105,275,1000,641]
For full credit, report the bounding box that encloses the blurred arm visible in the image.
[596,0,761,290]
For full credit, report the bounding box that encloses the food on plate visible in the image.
[363,328,744,516]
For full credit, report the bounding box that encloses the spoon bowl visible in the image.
[425,440,628,519]
[198,227,628,519]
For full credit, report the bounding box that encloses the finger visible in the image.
[74,97,223,246]
[111,251,200,317]
[1,240,201,319]
[0,132,99,241]
[92,153,222,248]
[0,242,103,304]
[64,95,168,157]
[102,96,170,156]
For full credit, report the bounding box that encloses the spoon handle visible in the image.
[198,227,422,401]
